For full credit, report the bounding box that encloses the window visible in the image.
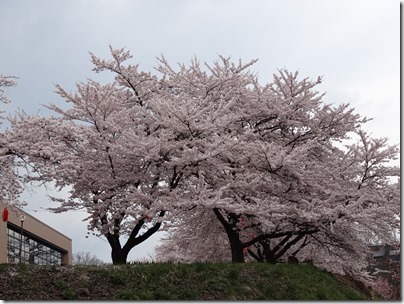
[7,225,63,265]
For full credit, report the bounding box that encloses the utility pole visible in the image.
[19,215,26,263]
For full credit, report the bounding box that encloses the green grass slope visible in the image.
[0,262,373,300]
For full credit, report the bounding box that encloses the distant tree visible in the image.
[155,208,231,263]
[72,251,105,266]
[370,241,400,300]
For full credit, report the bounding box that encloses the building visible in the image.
[0,202,72,265]
[370,244,400,260]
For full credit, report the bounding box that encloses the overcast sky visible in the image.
[0,0,400,263]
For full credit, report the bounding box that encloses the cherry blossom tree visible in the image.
[8,76,175,263]
[192,71,363,263]
[8,48,255,264]
[156,125,399,279]
[0,75,22,207]
[154,69,399,276]
[6,49,175,264]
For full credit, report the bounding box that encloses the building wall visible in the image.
[0,202,72,265]
[0,208,7,264]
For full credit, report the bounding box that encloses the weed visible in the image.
[11,276,24,288]
[54,279,77,300]
[54,279,69,289]
[119,290,139,300]
[108,270,126,285]
[0,262,371,301]
[195,262,208,272]
[0,263,10,271]
[228,267,240,280]
[125,290,154,300]
[16,262,29,272]
[264,285,276,299]
[208,276,229,292]
[62,288,77,300]
[154,289,173,300]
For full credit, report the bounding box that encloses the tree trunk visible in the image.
[213,208,245,263]
[111,247,129,265]
[260,241,277,264]
[229,238,245,263]
[265,255,277,264]
[105,232,127,265]
[105,211,165,265]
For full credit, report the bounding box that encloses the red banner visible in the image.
[2,208,8,222]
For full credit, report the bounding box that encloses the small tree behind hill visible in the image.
[72,251,105,266]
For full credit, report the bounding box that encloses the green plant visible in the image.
[154,289,173,300]
[119,290,139,300]
[54,279,69,289]
[195,262,208,272]
[11,276,24,288]
[16,262,29,272]
[108,270,126,285]
[208,276,229,292]
[54,279,77,300]
[228,267,240,280]
[62,287,77,300]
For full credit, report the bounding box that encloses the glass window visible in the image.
[7,226,63,265]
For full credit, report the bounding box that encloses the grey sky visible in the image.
[0,0,400,263]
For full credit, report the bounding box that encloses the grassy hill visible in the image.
[0,262,375,300]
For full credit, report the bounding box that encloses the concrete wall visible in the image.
[0,202,72,265]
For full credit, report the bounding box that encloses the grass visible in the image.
[0,262,372,300]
